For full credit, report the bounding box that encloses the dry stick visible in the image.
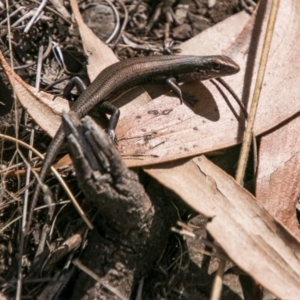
[72,259,128,300]
[235,0,280,185]
[0,201,70,234]
[210,1,280,299]
[233,0,279,299]
[210,259,226,300]
[3,3,23,298]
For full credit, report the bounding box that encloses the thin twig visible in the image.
[236,0,280,185]
[210,259,226,300]
[0,134,94,230]
[73,259,128,300]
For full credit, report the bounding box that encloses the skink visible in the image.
[29,55,239,227]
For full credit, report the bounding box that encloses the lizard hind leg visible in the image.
[63,76,88,101]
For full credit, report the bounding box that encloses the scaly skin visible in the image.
[28,55,240,230]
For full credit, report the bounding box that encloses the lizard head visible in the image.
[193,55,240,80]
[176,55,240,82]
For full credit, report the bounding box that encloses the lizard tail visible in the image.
[27,125,66,235]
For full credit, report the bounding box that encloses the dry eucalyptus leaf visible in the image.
[0,4,248,162]
[256,114,300,241]
[2,2,300,297]
[145,156,300,299]
[69,0,166,116]
[252,0,300,243]
[117,11,250,167]
[119,0,300,167]
[69,0,117,79]
[143,1,300,298]
[2,1,299,169]
[0,52,69,138]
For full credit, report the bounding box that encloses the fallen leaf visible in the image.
[70,0,151,115]
[2,2,299,169]
[145,156,300,299]
[119,0,300,167]
[0,0,157,141]
[4,2,300,297]
[69,0,117,78]
[256,114,300,241]
[0,6,249,168]
[0,53,69,138]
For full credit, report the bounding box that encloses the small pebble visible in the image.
[208,0,217,8]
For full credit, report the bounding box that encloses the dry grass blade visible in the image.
[236,0,280,184]
[0,133,93,229]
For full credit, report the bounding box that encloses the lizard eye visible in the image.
[213,62,221,70]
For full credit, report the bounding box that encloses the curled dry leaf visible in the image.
[145,156,300,299]
[256,114,300,241]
